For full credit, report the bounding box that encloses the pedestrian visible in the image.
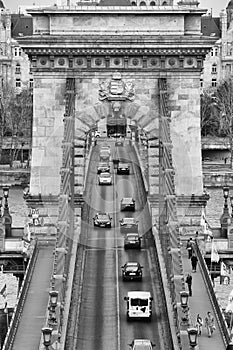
[196,313,203,336]
[186,238,193,259]
[186,274,192,296]
[205,311,215,337]
[191,254,198,272]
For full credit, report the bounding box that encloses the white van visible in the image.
[124,291,153,321]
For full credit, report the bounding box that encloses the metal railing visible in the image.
[195,241,230,346]
[2,239,38,350]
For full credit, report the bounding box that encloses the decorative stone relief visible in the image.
[99,73,134,101]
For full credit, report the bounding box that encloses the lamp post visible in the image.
[187,327,198,349]
[48,290,59,327]
[180,291,189,326]
[42,327,53,349]
[2,186,12,238]
[220,186,230,238]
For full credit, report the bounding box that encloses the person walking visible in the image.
[196,313,203,336]
[186,238,194,259]
[186,274,192,296]
[205,311,215,337]
[191,254,198,272]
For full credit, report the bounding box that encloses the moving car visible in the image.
[119,217,138,233]
[121,262,143,281]
[93,212,112,228]
[99,150,110,161]
[121,197,135,211]
[100,145,111,154]
[117,162,130,175]
[129,339,155,350]
[124,291,153,321]
[98,172,112,185]
[97,162,110,174]
[124,233,141,249]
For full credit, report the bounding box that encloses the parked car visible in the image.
[117,162,130,175]
[129,339,155,350]
[121,197,135,211]
[93,212,112,227]
[98,172,112,185]
[119,217,138,233]
[124,233,141,249]
[121,262,143,281]
[97,162,110,174]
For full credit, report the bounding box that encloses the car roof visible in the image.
[122,197,134,202]
[118,162,129,165]
[126,233,139,237]
[134,339,151,345]
[98,162,109,166]
[97,212,109,216]
[122,217,136,223]
[99,172,111,176]
[125,262,139,266]
[127,291,152,298]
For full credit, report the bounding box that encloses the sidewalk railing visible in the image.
[2,239,38,350]
[195,241,230,347]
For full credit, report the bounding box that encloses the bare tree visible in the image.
[1,84,33,167]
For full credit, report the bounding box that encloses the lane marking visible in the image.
[113,169,121,350]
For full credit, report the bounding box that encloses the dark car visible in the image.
[121,262,143,281]
[97,162,110,174]
[124,233,141,250]
[93,212,112,228]
[119,217,138,233]
[117,162,130,175]
[129,339,155,350]
[121,197,135,211]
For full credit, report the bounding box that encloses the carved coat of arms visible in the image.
[99,73,134,101]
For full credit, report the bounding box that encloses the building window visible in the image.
[15,64,21,74]
[214,48,218,56]
[212,64,217,74]
[210,49,214,56]
[212,78,217,87]
[140,1,146,4]
[200,78,203,88]
[16,78,21,88]
[14,47,22,56]
[29,78,33,89]
[150,1,156,4]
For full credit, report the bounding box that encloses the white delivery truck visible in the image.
[124,291,153,321]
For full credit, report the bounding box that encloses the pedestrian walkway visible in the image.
[11,243,54,350]
[181,243,226,350]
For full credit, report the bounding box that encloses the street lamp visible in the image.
[180,291,189,326]
[49,290,58,308]
[187,327,198,348]
[41,326,52,349]
[48,290,59,326]
[2,186,12,238]
[220,186,230,238]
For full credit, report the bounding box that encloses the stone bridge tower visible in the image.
[18,1,216,235]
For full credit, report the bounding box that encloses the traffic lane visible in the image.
[118,247,160,350]
[75,249,118,350]
[76,150,119,350]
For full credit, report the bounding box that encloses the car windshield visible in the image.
[134,346,151,350]
[122,198,133,203]
[98,163,109,167]
[100,173,111,178]
[127,235,138,241]
[119,163,128,167]
[126,265,138,272]
[97,214,108,220]
[131,298,148,306]
[123,218,136,224]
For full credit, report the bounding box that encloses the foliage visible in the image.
[0,84,33,166]
[201,78,233,137]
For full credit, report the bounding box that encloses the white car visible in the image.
[129,339,155,350]
[100,145,111,154]
[98,172,112,185]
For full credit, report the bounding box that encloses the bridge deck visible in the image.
[11,243,54,350]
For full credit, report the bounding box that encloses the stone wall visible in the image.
[168,72,203,195]
[30,74,66,196]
